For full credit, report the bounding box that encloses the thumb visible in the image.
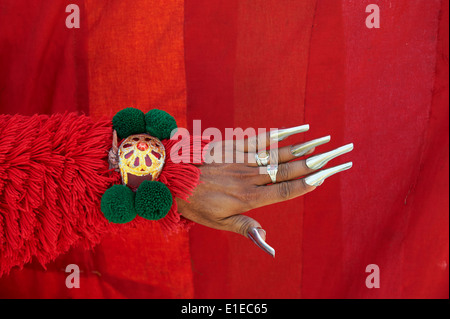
[224,214,275,257]
[112,130,119,151]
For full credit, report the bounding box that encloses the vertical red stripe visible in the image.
[186,0,317,298]
[83,0,193,298]
[303,0,347,298]
[0,1,88,115]
[0,0,193,299]
[185,0,239,298]
[400,0,449,298]
[303,0,446,298]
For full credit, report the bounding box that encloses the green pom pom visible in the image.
[112,107,146,139]
[135,181,173,221]
[144,109,178,140]
[101,185,137,224]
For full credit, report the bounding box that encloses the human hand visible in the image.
[177,126,353,257]
[108,130,119,171]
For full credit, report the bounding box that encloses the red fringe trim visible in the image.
[0,113,207,277]
[158,136,209,233]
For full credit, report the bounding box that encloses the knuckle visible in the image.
[247,138,257,152]
[238,188,258,208]
[278,163,291,181]
[236,167,258,180]
[257,133,269,148]
[269,149,280,164]
[224,214,254,236]
[236,169,246,181]
[219,215,253,236]
[237,218,254,237]
[277,181,292,200]
[237,170,250,181]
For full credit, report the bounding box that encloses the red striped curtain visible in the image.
[0,0,448,298]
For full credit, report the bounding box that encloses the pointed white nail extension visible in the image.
[270,125,310,142]
[306,143,354,170]
[248,227,275,258]
[291,135,331,157]
[304,162,353,187]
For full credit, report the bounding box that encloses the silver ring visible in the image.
[255,151,270,166]
[266,165,278,183]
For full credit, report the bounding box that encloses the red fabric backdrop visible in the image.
[0,0,448,298]
[0,0,193,299]
[185,0,449,298]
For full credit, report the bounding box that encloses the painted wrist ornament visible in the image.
[101,107,185,225]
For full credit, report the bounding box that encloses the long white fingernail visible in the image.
[248,227,275,258]
[270,125,310,142]
[291,135,331,157]
[304,162,353,187]
[306,143,354,170]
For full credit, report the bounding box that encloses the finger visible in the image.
[247,135,331,167]
[254,161,353,206]
[254,178,316,207]
[108,130,120,170]
[112,130,118,152]
[234,131,271,153]
[253,159,315,185]
[237,124,310,153]
[254,142,354,184]
[221,214,275,257]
